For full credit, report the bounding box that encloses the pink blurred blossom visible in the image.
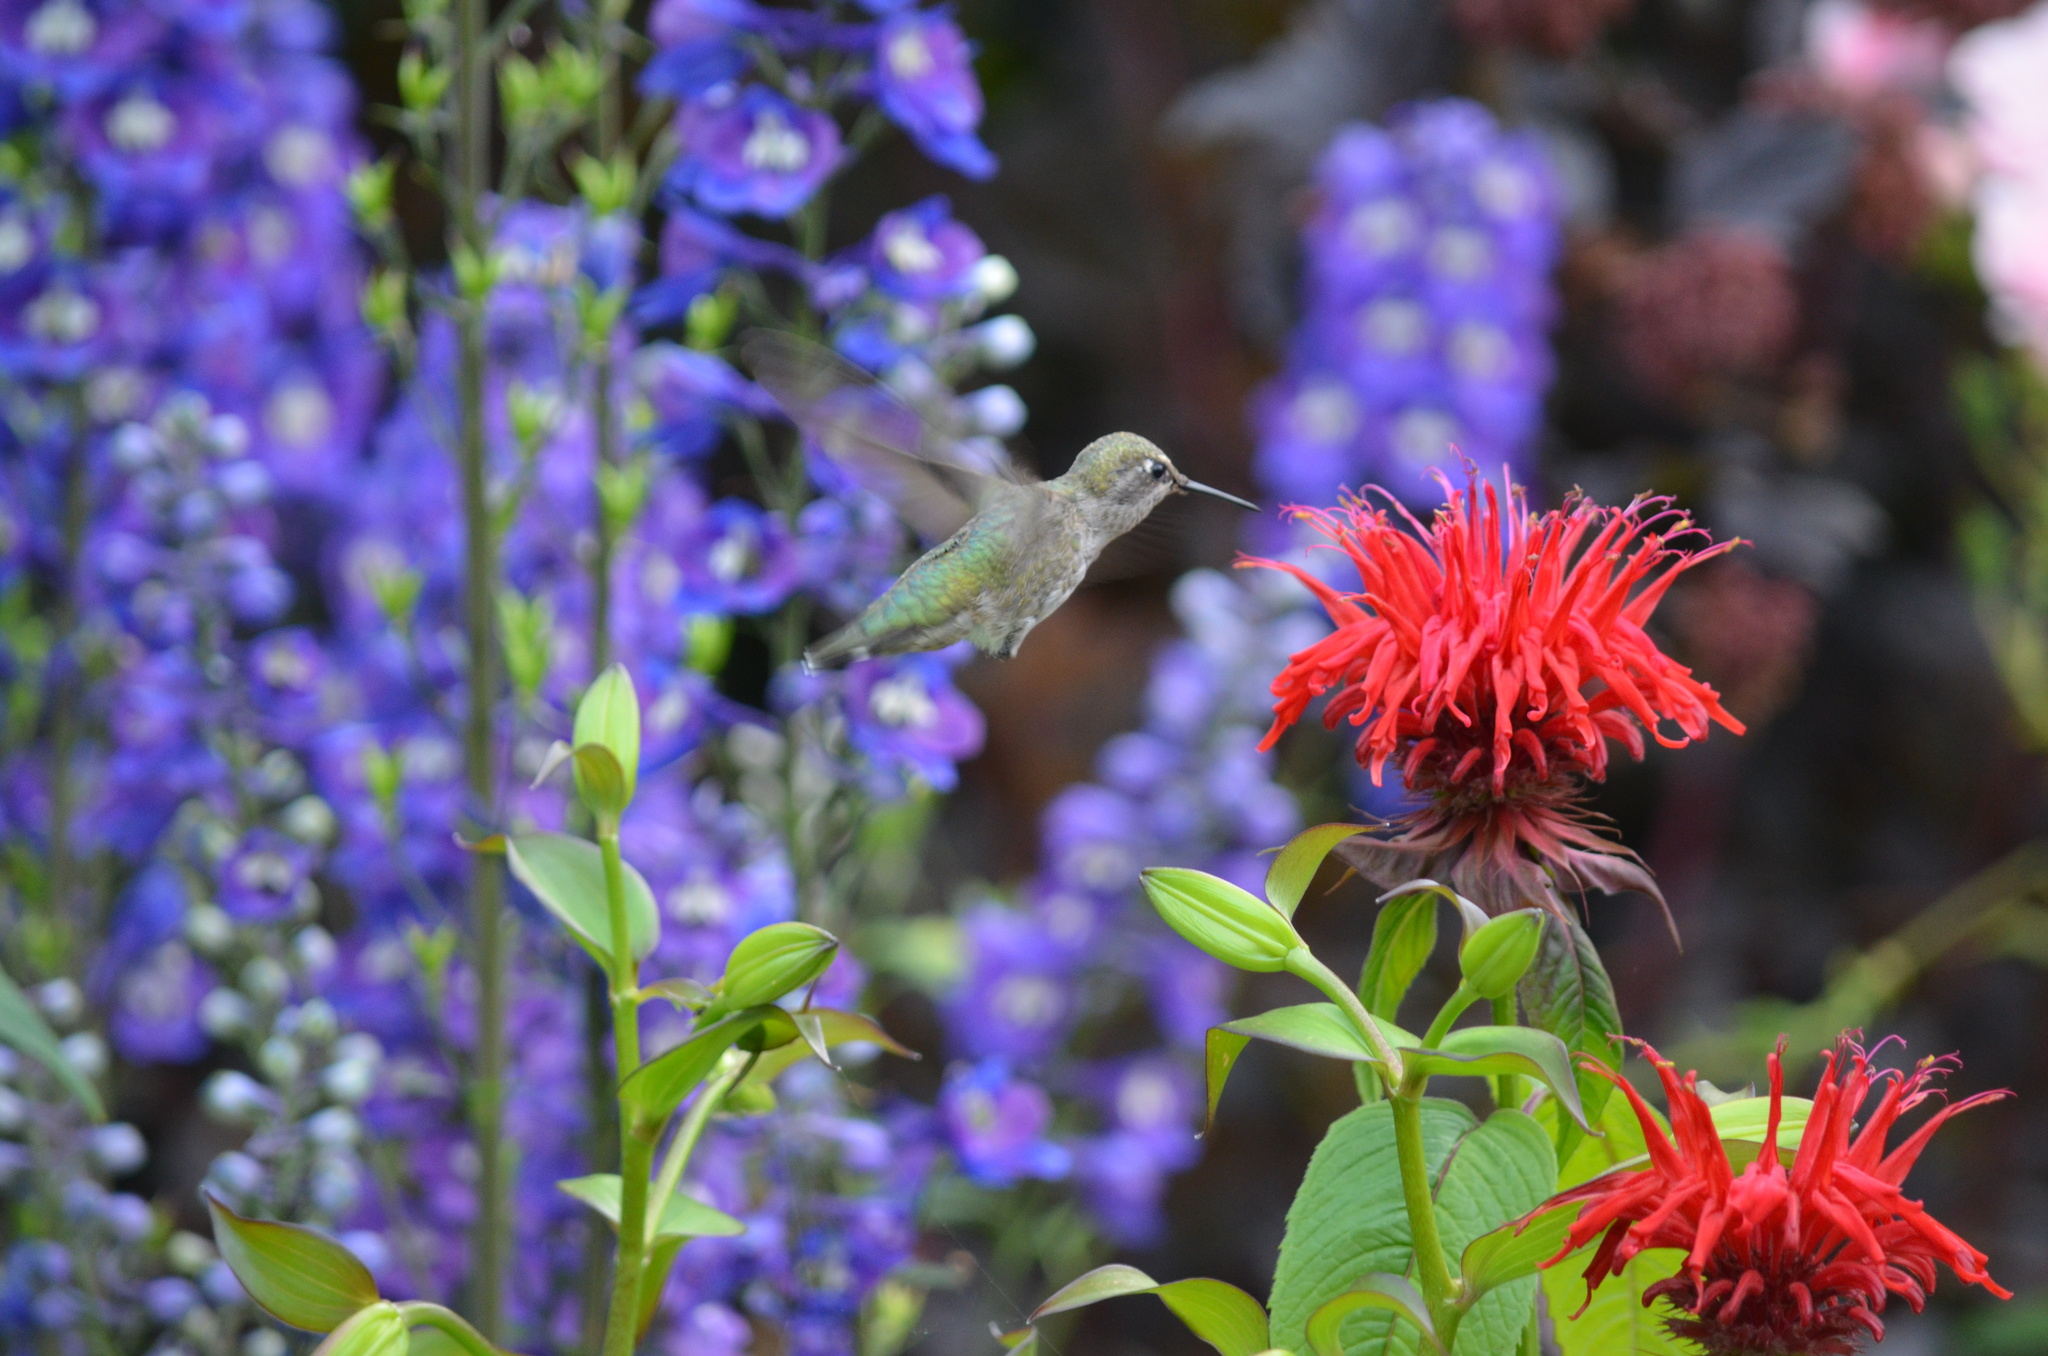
[1952,2,2048,361]
[1808,0,1951,97]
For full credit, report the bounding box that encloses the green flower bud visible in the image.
[1458,908,1546,1000]
[718,922,838,1011]
[573,663,640,819]
[1141,867,1302,973]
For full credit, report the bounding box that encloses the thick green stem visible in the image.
[1391,1087,1459,1338]
[1490,993,1524,1112]
[451,0,507,1335]
[581,4,632,1337]
[598,824,650,1356]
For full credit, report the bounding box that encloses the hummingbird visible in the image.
[740,331,1261,669]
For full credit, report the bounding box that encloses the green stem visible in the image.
[1391,1087,1459,1339]
[643,1053,748,1245]
[598,823,650,1356]
[581,3,632,1337]
[451,0,507,1335]
[1490,993,1524,1112]
[1287,950,1405,1086]
[1421,984,1480,1051]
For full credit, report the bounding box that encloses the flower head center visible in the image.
[869,673,938,729]
[26,1,95,55]
[25,287,100,344]
[886,29,935,79]
[882,221,942,275]
[741,110,811,173]
[0,216,34,274]
[106,93,176,153]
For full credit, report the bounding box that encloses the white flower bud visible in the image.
[292,925,338,976]
[198,988,252,1039]
[256,1035,302,1084]
[239,955,290,1003]
[35,979,82,1025]
[319,1059,376,1106]
[86,1123,147,1175]
[201,1071,273,1125]
[58,1032,107,1079]
[184,904,235,955]
[973,314,1036,368]
[305,1107,360,1148]
[165,1231,216,1275]
[970,254,1019,303]
[965,384,1027,437]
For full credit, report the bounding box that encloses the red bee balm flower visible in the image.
[1242,473,1744,916]
[1542,1039,2010,1356]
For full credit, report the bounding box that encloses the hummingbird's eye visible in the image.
[1145,459,1167,481]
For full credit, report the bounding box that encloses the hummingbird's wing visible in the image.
[740,330,1037,544]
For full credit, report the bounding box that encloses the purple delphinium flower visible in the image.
[109,941,214,1064]
[871,10,996,180]
[865,196,986,301]
[838,651,986,794]
[634,341,776,459]
[938,1059,1071,1187]
[673,497,804,614]
[1251,99,1559,508]
[669,85,843,219]
[943,902,1076,1065]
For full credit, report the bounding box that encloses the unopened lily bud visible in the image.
[1458,908,1546,1000]
[717,922,839,1012]
[1141,867,1302,973]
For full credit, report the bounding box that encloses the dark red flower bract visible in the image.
[1541,1037,2010,1356]
[1241,472,1744,916]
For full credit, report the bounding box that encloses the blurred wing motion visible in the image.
[740,329,1035,543]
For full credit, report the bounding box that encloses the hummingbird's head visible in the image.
[1063,433,1260,533]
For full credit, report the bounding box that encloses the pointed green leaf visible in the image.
[641,978,713,1011]
[1543,1248,1692,1356]
[556,1174,744,1241]
[1203,1027,1251,1134]
[0,964,103,1119]
[504,831,659,966]
[737,1008,920,1088]
[638,1236,687,1338]
[405,1327,468,1356]
[1358,891,1439,1023]
[1517,914,1622,1164]
[1267,824,1369,920]
[207,1194,379,1332]
[1401,1025,1588,1129]
[311,1301,407,1356]
[1026,1265,1270,1356]
[617,1010,775,1129]
[1456,1203,1577,1304]
[1269,1100,1476,1354]
[1222,1003,1416,1067]
[1305,1276,1440,1356]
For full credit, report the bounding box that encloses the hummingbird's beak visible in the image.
[1178,475,1260,512]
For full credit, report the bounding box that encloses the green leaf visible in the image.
[1304,1277,1440,1356]
[1413,1110,1557,1356]
[1358,891,1439,1023]
[1543,1248,1691,1356]
[504,831,659,967]
[405,1327,467,1356]
[1142,867,1303,973]
[638,1236,688,1339]
[713,922,838,1014]
[641,978,714,1010]
[312,1302,408,1356]
[1267,824,1369,920]
[737,1008,918,1088]
[617,1010,777,1129]
[206,1194,380,1332]
[574,662,640,810]
[0,964,102,1119]
[1456,1204,1577,1305]
[1026,1264,1270,1356]
[1203,1027,1251,1134]
[1223,1003,1415,1067]
[1516,914,1623,1164]
[1401,1026,1588,1129]
[554,1174,744,1241]
[1269,1099,1475,1354]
